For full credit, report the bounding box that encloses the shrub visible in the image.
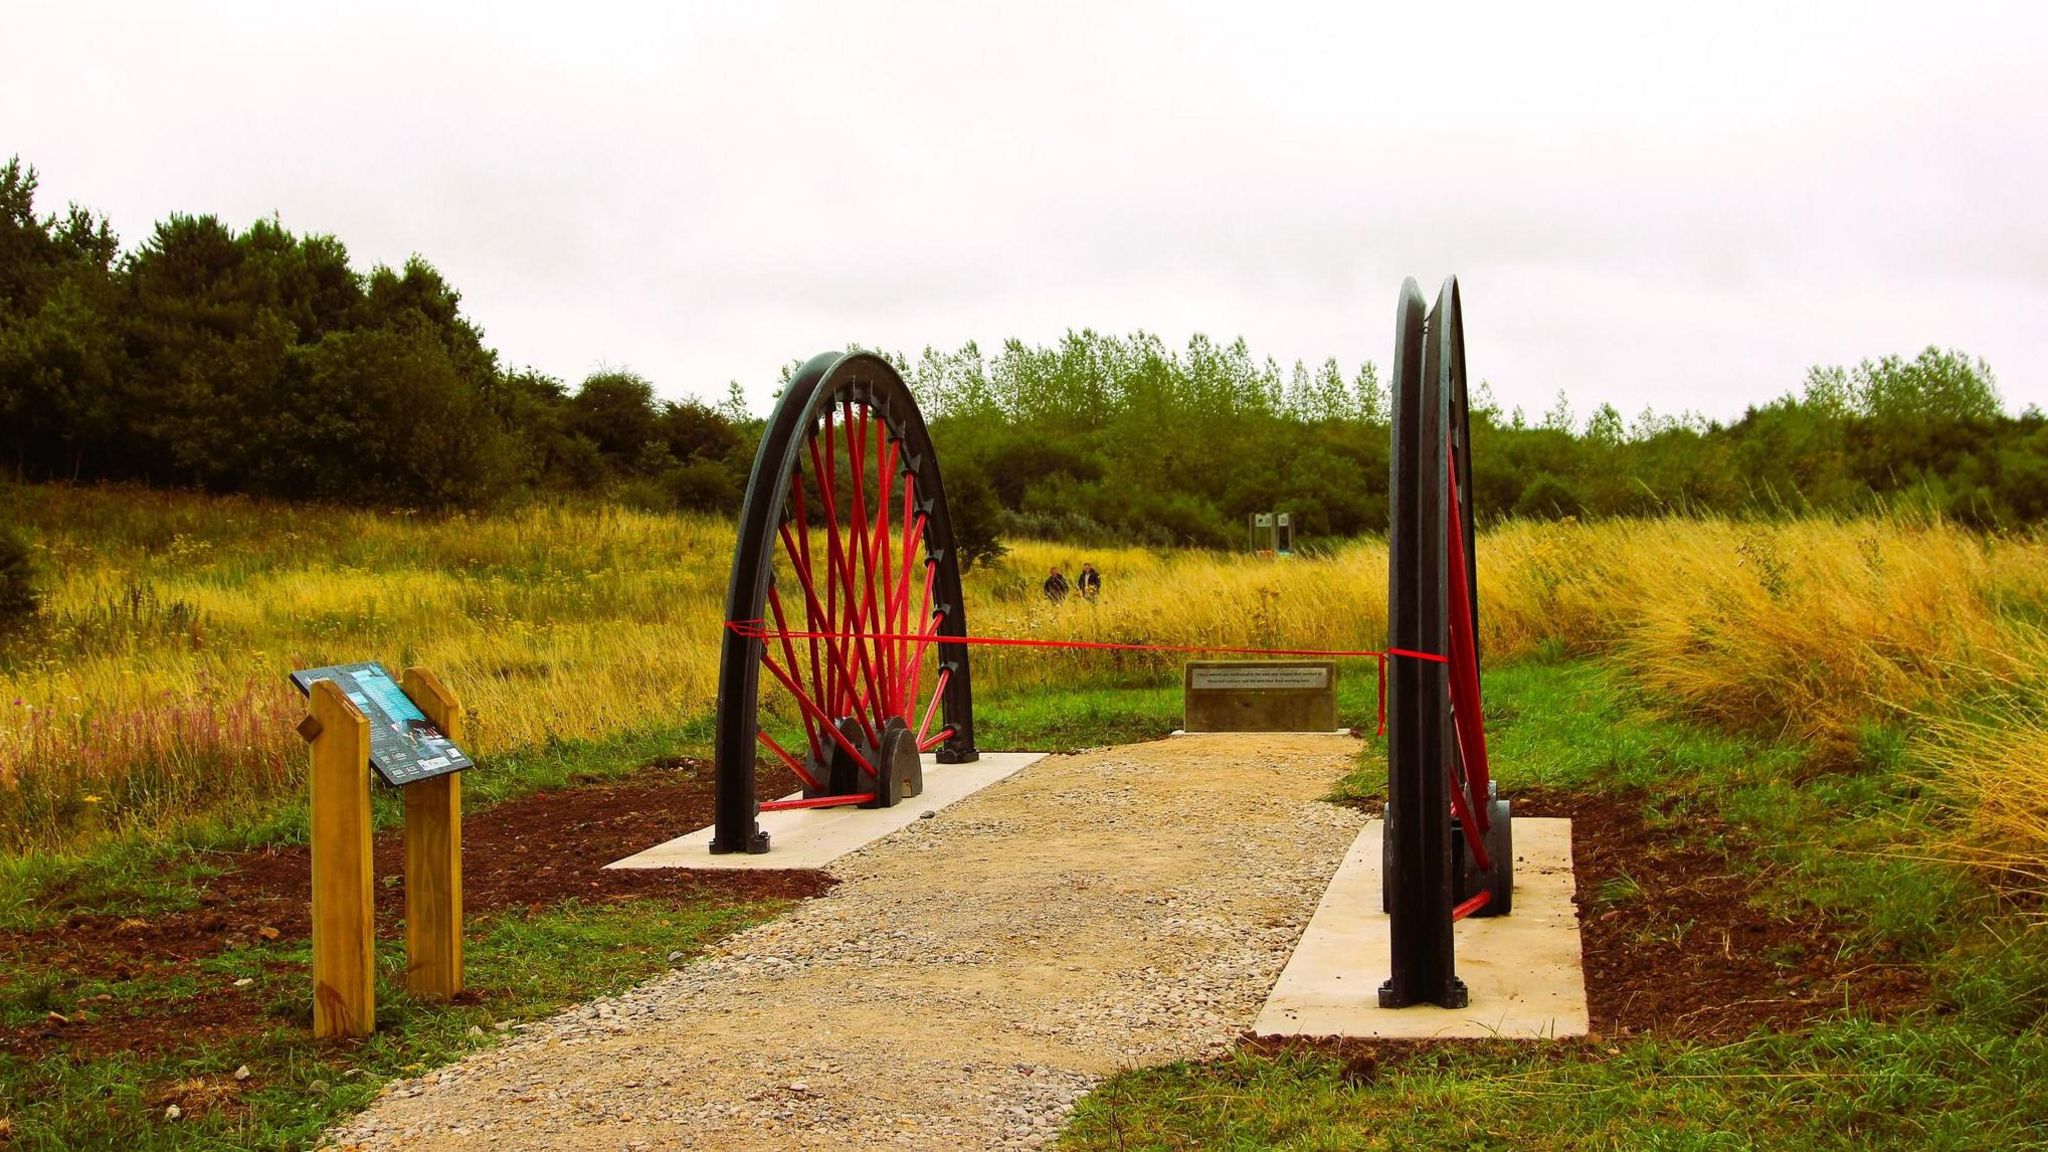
[1513,474,1585,521]
[0,526,39,625]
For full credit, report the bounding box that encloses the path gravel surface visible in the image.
[327,733,1365,1151]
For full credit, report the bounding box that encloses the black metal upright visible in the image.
[1380,277,1467,1009]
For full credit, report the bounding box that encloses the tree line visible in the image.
[0,158,750,511]
[890,333,2047,549]
[5,156,2044,552]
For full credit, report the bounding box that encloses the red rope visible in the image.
[725,620,1448,735]
[727,620,1441,663]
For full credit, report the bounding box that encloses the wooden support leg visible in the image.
[308,680,374,1038]
[401,668,465,999]
[403,773,462,998]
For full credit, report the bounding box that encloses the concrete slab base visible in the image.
[1168,729,1353,737]
[605,752,1046,871]
[1254,817,1589,1039]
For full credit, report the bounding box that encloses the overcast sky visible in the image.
[6,2,2045,421]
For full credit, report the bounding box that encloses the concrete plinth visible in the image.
[606,752,1046,871]
[1255,817,1588,1039]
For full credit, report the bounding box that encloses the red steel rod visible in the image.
[896,473,918,711]
[788,471,827,743]
[1445,460,1492,864]
[917,669,950,747]
[840,404,886,723]
[884,514,928,716]
[1451,891,1491,921]
[759,792,874,812]
[764,583,820,757]
[813,421,843,715]
[776,521,876,749]
[754,729,820,792]
[1446,462,1491,810]
[873,422,896,705]
[760,651,877,778]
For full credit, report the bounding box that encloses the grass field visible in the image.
[4,484,2044,878]
[2,483,2046,1149]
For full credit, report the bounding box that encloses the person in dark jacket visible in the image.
[1043,566,1070,603]
[1076,563,1102,601]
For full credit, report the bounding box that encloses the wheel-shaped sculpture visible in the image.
[710,351,978,856]
[1437,279,1508,919]
[1381,275,1510,1010]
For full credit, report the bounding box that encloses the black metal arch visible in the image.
[1381,275,1511,1010]
[710,351,978,856]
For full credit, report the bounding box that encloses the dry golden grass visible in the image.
[1915,626,2048,891]
[2,485,2043,867]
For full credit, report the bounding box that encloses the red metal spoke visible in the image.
[917,727,955,754]
[904,573,944,693]
[872,422,898,710]
[759,792,875,812]
[760,651,877,778]
[755,729,821,792]
[816,412,843,714]
[844,404,884,717]
[764,583,821,759]
[894,581,942,724]
[840,402,885,721]
[811,419,879,721]
[885,512,926,715]
[787,473,828,730]
[775,522,872,747]
[1445,454,1492,841]
[896,472,916,712]
[916,667,951,748]
[908,557,935,720]
[1451,891,1491,921]
[1446,770,1489,872]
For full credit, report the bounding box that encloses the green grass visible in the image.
[0,897,779,1150]
[1067,1025,2048,1151]
[0,716,776,1151]
[1060,659,2048,1151]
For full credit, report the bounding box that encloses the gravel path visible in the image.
[327,733,1365,1151]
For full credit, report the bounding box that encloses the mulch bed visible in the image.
[1,759,831,1062]
[1519,787,1925,1040]
[1248,786,1929,1075]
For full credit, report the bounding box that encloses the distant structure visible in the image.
[1248,511,1294,556]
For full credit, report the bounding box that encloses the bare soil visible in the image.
[1246,785,1928,1076]
[1517,786,1925,1040]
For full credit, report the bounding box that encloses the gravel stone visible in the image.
[323,734,1362,1150]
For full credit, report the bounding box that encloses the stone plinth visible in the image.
[1182,660,1338,733]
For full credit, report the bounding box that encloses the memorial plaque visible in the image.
[1191,665,1330,691]
[1184,659,1339,733]
[290,662,474,787]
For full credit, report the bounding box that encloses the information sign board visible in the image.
[290,662,473,787]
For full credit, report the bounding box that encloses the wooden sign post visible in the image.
[306,680,375,1038]
[400,668,463,1000]
[298,665,468,1039]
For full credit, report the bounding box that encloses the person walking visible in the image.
[1076,563,1102,601]
[1043,566,1070,604]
